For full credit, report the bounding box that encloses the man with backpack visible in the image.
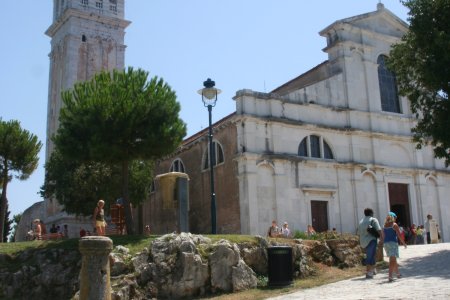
[357,208,383,279]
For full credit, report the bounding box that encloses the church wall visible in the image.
[143,122,240,234]
[235,88,450,239]
[237,144,449,240]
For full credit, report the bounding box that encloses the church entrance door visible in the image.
[388,183,411,228]
[311,200,328,232]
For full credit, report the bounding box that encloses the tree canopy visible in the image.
[388,0,450,165]
[51,67,186,233]
[0,119,42,242]
[41,151,153,217]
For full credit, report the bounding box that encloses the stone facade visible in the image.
[144,4,449,241]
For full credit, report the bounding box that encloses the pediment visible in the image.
[320,5,408,40]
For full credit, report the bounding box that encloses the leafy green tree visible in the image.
[41,150,153,217]
[388,0,450,165]
[52,68,186,234]
[0,119,42,242]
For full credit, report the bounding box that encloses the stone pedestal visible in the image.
[79,236,113,300]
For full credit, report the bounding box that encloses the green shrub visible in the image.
[293,230,341,241]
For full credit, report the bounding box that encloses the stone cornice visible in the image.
[236,113,414,141]
[322,39,375,55]
[46,8,131,37]
[234,152,450,175]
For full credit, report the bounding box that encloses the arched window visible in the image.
[202,141,225,170]
[298,135,334,160]
[298,138,307,156]
[170,158,185,173]
[378,55,400,113]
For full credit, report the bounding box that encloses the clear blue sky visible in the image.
[0,1,408,219]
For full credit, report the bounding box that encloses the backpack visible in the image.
[367,219,380,238]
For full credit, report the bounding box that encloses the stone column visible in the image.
[79,236,113,300]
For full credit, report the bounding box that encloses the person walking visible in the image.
[93,199,107,236]
[357,208,383,279]
[381,212,407,282]
[425,214,439,244]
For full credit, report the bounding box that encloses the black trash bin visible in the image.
[267,246,293,287]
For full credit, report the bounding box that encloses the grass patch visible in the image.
[207,234,259,245]
[0,235,156,257]
[109,234,155,254]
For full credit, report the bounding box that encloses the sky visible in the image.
[0,1,409,219]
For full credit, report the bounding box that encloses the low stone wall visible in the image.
[0,233,363,300]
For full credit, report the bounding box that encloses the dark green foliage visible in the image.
[41,151,153,216]
[0,119,42,242]
[8,213,21,243]
[293,230,340,241]
[3,204,12,242]
[54,67,186,163]
[50,67,186,233]
[388,0,450,165]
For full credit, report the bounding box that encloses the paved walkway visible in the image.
[268,243,450,300]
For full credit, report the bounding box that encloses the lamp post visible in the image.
[198,78,221,234]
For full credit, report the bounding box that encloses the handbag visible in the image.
[367,219,380,238]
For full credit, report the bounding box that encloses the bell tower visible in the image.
[44,0,130,228]
[46,0,130,160]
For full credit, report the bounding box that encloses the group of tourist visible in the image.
[396,215,441,245]
[267,220,319,238]
[267,220,292,238]
[29,198,108,240]
[29,219,68,240]
[358,208,440,282]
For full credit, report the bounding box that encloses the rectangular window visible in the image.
[96,1,103,9]
[310,135,320,158]
[81,0,88,5]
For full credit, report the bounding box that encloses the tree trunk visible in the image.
[121,160,134,235]
[0,170,8,243]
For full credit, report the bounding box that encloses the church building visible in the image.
[144,4,449,241]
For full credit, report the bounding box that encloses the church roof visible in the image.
[270,60,330,95]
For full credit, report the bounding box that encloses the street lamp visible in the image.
[198,78,221,234]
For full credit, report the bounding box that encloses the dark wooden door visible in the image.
[311,201,329,232]
[388,183,411,227]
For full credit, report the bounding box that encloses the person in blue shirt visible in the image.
[382,212,407,282]
[357,208,383,279]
